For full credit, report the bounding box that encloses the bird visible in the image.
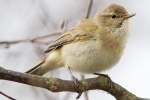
[25,3,135,85]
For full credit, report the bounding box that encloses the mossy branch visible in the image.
[0,66,149,100]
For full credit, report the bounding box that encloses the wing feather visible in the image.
[44,24,98,53]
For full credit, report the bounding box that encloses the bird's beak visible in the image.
[124,13,136,19]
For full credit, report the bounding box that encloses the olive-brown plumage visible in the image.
[26,3,135,76]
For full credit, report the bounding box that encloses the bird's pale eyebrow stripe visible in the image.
[101,14,110,17]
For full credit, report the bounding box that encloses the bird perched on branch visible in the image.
[26,3,135,86]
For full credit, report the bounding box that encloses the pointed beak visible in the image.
[124,13,136,19]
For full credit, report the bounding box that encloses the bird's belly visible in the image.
[61,40,123,74]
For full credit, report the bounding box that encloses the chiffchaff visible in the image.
[26,3,135,84]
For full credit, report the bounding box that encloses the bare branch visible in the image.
[0,31,62,48]
[31,31,62,41]
[85,0,93,19]
[0,66,149,100]
[0,91,16,100]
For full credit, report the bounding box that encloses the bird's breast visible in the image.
[61,39,124,74]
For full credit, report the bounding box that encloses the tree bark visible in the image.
[0,66,149,100]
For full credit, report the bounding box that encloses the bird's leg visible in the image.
[94,73,114,92]
[67,67,81,86]
[67,67,82,99]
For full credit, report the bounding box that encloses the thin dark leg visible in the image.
[94,73,113,92]
[67,67,82,99]
[67,67,81,86]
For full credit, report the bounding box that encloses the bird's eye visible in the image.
[111,14,116,19]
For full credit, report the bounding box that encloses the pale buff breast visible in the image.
[61,40,124,74]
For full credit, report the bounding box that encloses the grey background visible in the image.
[0,0,149,100]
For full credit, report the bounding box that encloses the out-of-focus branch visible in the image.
[0,91,16,100]
[0,66,149,100]
[85,0,93,19]
[0,31,62,48]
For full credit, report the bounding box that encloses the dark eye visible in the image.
[111,14,116,19]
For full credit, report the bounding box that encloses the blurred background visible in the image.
[0,0,150,100]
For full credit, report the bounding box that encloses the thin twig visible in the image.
[85,0,93,19]
[32,31,61,41]
[0,91,16,100]
[0,31,62,48]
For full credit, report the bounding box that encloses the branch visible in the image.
[85,0,93,19]
[0,31,62,48]
[0,91,16,100]
[0,66,149,100]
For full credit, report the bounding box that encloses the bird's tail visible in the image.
[25,58,46,76]
[25,51,64,76]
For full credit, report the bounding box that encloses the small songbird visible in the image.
[26,3,135,84]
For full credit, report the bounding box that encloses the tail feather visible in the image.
[25,51,64,76]
[25,58,45,76]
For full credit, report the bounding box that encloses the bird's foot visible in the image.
[71,75,81,86]
[67,67,82,99]
[94,73,114,92]
[71,75,83,99]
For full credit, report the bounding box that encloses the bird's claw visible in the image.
[94,73,114,92]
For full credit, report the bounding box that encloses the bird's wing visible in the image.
[44,25,98,53]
